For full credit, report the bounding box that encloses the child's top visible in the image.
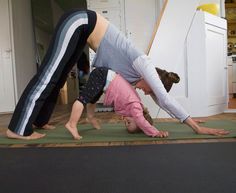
[103,71,159,137]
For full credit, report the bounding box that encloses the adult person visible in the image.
[6,9,229,140]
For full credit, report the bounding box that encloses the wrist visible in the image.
[184,117,200,133]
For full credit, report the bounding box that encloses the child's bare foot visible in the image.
[86,118,101,130]
[33,124,56,130]
[65,122,82,140]
[6,129,46,140]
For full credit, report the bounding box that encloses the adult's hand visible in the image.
[196,126,230,136]
[184,117,230,136]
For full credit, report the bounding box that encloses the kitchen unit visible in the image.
[187,11,228,116]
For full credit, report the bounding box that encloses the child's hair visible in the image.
[143,107,153,125]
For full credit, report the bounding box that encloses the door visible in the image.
[0,0,15,113]
[205,24,227,106]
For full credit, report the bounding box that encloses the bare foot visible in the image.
[65,122,82,140]
[86,118,101,130]
[6,129,46,140]
[33,124,56,130]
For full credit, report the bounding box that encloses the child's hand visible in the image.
[155,131,169,138]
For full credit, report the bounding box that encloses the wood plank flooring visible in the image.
[228,97,236,109]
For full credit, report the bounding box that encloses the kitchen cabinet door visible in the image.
[205,24,227,106]
[187,11,227,116]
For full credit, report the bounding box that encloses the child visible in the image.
[65,67,169,139]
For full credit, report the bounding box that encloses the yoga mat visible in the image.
[0,120,236,145]
[0,143,236,193]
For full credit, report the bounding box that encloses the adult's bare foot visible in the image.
[86,118,101,130]
[27,132,46,139]
[65,122,82,140]
[6,129,46,140]
[33,124,56,130]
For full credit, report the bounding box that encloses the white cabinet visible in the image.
[187,11,227,116]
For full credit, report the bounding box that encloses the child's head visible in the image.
[124,108,153,133]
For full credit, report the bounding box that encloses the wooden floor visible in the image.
[0,103,236,147]
[228,97,236,109]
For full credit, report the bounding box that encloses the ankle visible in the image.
[66,121,76,128]
[87,117,95,122]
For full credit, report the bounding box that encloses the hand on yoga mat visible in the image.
[196,127,230,136]
[184,117,229,136]
[155,131,169,138]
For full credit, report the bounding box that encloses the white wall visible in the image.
[145,0,200,118]
[10,0,36,99]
